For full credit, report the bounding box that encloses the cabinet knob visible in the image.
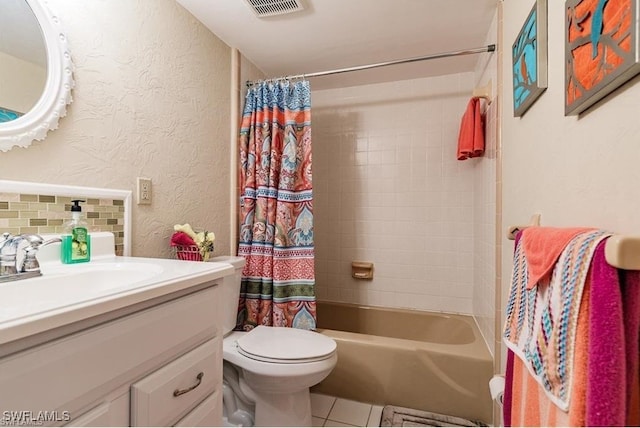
[173,372,204,397]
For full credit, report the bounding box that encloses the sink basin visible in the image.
[2,262,165,320]
[0,231,236,346]
[42,262,164,289]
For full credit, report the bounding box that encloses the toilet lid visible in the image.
[236,326,336,363]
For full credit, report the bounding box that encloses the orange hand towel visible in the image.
[456,97,485,160]
[521,227,595,290]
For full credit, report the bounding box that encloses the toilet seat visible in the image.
[235,326,336,364]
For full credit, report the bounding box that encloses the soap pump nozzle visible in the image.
[70,200,85,212]
[70,200,85,219]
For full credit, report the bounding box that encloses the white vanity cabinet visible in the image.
[65,393,129,426]
[130,338,221,426]
[0,282,223,427]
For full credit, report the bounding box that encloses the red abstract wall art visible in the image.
[566,0,640,115]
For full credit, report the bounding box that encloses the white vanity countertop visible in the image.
[0,233,234,346]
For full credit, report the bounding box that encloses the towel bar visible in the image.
[506,216,640,270]
[506,214,541,239]
[472,80,492,104]
[604,235,640,270]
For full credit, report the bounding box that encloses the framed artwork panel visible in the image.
[513,0,549,117]
[566,0,640,115]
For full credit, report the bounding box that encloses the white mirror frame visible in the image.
[0,0,74,153]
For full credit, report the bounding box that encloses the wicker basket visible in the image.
[174,245,203,261]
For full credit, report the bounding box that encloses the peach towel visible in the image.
[456,97,485,160]
[521,227,595,290]
[508,273,591,427]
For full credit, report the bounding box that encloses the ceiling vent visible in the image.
[243,0,304,18]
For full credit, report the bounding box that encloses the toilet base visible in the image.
[253,389,312,427]
[223,361,314,427]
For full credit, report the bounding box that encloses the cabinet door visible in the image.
[131,338,221,426]
[173,391,221,427]
[0,286,219,416]
[65,393,128,427]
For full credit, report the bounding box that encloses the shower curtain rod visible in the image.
[246,44,496,87]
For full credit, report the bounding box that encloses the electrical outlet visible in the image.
[137,177,152,205]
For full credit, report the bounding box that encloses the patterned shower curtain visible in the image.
[237,80,316,330]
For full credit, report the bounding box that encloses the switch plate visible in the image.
[137,177,152,205]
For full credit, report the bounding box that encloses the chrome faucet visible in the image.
[0,233,62,283]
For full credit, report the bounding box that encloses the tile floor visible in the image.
[311,393,384,427]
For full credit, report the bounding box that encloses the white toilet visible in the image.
[211,256,337,427]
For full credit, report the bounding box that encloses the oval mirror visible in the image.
[0,0,74,152]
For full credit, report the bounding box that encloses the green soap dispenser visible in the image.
[61,199,91,264]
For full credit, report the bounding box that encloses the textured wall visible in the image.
[313,73,477,314]
[500,0,640,370]
[0,0,232,258]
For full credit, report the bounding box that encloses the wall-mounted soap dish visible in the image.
[351,261,374,280]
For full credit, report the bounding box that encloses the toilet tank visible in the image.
[210,256,246,336]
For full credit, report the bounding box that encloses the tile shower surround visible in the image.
[0,193,125,255]
[312,73,479,315]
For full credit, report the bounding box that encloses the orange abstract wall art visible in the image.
[566,0,640,115]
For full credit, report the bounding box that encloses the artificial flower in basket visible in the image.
[170,223,215,261]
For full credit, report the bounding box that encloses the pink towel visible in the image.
[170,231,196,247]
[586,241,626,426]
[587,240,640,426]
[622,270,640,425]
[502,233,522,427]
[504,347,515,426]
[456,97,485,160]
[522,227,595,290]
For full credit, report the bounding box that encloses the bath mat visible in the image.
[380,405,487,427]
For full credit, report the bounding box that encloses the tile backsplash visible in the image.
[0,193,125,256]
